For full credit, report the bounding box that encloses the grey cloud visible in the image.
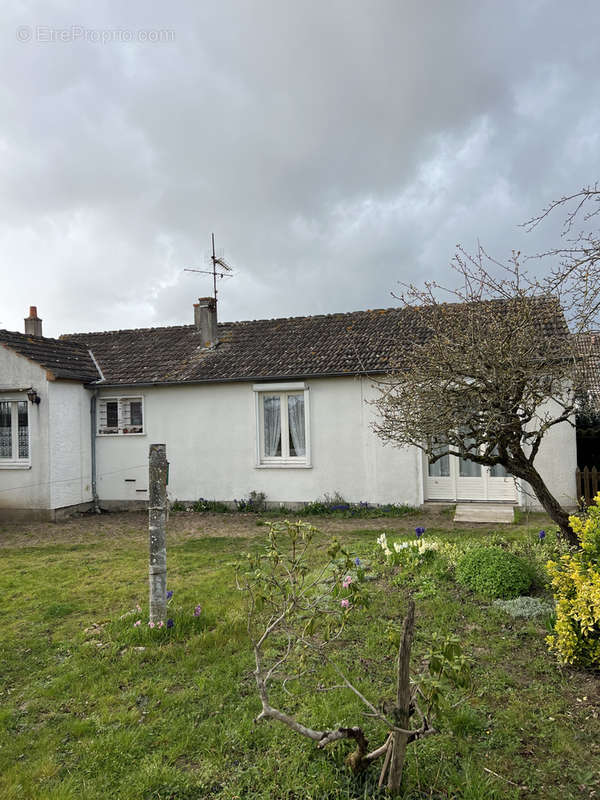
[1,1,600,336]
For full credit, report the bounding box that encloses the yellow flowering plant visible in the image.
[546,494,600,667]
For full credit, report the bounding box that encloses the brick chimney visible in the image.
[193,297,218,347]
[24,306,43,337]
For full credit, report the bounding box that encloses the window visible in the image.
[254,383,310,466]
[98,397,144,435]
[0,399,30,465]
[428,440,450,477]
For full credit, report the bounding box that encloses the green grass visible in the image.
[0,514,599,799]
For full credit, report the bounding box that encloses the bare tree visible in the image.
[373,197,600,548]
[238,521,468,794]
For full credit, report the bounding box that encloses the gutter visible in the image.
[90,389,100,513]
[83,370,389,390]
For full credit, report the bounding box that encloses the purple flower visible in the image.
[539,530,546,540]
[415,526,425,538]
[193,605,202,617]
[166,618,174,628]
[166,590,174,600]
[354,557,361,566]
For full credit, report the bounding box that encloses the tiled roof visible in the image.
[1,298,571,388]
[575,331,600,409]
[0,329,99,382]
[62,307,421,385]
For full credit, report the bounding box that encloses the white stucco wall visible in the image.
[48,381,93,509]
[0,346,51,510]
[95,377,422,507]
[518,398,578,510]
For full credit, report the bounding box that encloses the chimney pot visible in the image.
[193,297,218,347]
[24,306,43,337]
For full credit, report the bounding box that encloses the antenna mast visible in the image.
[184,233,233,301]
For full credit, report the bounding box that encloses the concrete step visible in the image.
[454,503,515,524]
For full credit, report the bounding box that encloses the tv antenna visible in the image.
[184,233,234,301]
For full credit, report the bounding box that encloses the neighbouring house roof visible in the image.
[575,331,600,412]
[0,297,571,388]
[0,329,99,382]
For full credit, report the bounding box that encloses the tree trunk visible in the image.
[386,599,415,794]
[148,443,168,622]
[509,453,578,546]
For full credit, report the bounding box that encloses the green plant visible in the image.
[237,521,468,793]
[492,596,554,619]
[191,497,229,513]
[546,495,600,666]
[455,546,533,599]
[235,490,267,512]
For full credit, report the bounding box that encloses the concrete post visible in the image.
[148,443,168,623]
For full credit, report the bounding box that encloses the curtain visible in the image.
[0,401,11,458]
[17,401,28,459]
[263,396,281,457]
[288,394,305,457]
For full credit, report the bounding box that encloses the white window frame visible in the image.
[253,383,311,468]
[0,396,31,469]
[97,396,145,436]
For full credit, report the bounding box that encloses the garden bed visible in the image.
[0,511,598,799]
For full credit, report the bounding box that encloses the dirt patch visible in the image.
[0,505,547,549]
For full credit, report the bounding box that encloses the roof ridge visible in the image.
[60,307,405,338]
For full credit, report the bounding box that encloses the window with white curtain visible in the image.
[254,384,310,466]
[0,399,30,466]
[98,397,144,435]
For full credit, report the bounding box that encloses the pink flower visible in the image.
[342,575,352,589]
[148,621,155,629]
[136,604,142,612]
[157,621,164,629]
[341,598,350,608]
[133,620,141,627]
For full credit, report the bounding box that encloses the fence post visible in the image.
[584,466,591,507]
[148,443,168,623]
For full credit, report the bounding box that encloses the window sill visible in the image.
[255,462,312,469]
[0,462,32,470]
[97,433,146,438]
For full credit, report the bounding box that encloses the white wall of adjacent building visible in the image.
[0,347,51,511]
[48,381,93,510]
[0,347,92,515]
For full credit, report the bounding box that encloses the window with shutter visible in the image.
[98,397,144,435]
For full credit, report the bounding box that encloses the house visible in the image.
[0,300,578,520]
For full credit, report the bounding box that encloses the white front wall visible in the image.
[95,377,423,507]
[518,399,578,511]
[0,347,51,509]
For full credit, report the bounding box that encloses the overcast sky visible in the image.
[2,1,600,337]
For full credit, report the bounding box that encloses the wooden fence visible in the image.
[576,466,600,506]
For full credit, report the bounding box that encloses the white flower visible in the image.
[376,533,388,551]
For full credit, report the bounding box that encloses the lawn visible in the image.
[0,509,598,799]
